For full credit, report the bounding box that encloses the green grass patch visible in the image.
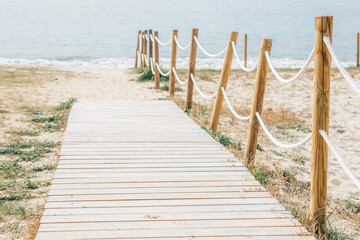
[277,124,311,133]
[32,114,63,123]
[137,67,169,82]
[0,202,33,218]
[55,98,77,111]
[8,130,39,136]
[159,85,182,92]
[201,125,241,150]
[253,166,274,185]
[0,191,29,201]
[0,141,59,162]
[0,161,26,179]
[344,199,360,214]
[32,164,56,172]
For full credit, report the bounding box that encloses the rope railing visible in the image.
[142,54,149,66]
[190,74,217,99]
[194,36,227,58]
[231,41,258,72]
[174,36,191,50]
[221,87,250,121]
[323,36,360,96]
[320,130,360,189]
[256,112,312,149]
[149,58,155,74]
[172,67,188,85]
[155,36,172,46]
[265,47,315,83]
[136,18,359,231]
[155,62,171,76]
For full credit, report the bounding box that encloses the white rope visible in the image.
[231,41,258,72]
[256,112,312,149]
[149,58,155,74]
[221,87,250,121]
[150,34,154,42]
[142,54,149,66]
[320,129,360,189]
[194,36,227,58]
[172,67,188,85]
[190,74,217,99]
[155,36,172,46]
[323,36,360,96]
[265,47,315,83]
[155,63,171,76]
[144,34,149,41]
[174,36,191,50]
[137,50,141,61]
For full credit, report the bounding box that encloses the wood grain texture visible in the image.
[244,38,272,168]
[154,31,160,88]
[309,16,332,233]
[169,30,178,97]
[185,28,198,109]
[35,100,313,240]
[210,32,238,131]
[135,30,141,68]
[148,29,153,67]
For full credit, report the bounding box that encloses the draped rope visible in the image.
[265,47,315,83]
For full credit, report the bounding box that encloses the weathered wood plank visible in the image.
[35,100,313,240]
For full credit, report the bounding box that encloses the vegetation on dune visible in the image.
[0,97,76,237]
[137,67,169,82]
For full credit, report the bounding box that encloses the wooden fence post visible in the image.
[243,39,272,168]
[154,31,160,88]
[144,30,148,67]
[244,34,248,68]
[140,31,144,68]
[169,30,178,97]
[185,29,199,110]
[309,16,332,235]
[209,31,239,131]
[135,30,141,68]
[148,29,153,67]
[357,32,359,67]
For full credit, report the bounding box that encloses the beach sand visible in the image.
[0,64,359,239]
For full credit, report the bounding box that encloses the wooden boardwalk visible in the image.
[36,100,314,240]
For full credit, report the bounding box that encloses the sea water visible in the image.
[0,0,359,69]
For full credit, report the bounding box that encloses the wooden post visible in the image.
[144,30,148,67]
[185,29,199,110]
[148,29,153,67]
[209,31,239,130]
[140,32,144,68]
[309,16,332,234]
[244,34,248,68]
[357,32,359,67]
[169,30,178,97]
[154,31,160,88]
[135,30,141,68]
[243,39,272,168]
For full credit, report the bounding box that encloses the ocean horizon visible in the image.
[0,0,359,69]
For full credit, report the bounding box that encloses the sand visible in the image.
[1,64,358,199]
[0,64,359,239]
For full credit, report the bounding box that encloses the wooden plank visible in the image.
[49,181,262,189]
[46,192,272,202]
[44,198,280,209]
[40,212,291,223]
[35,100,313,239]
[37,218,298,231]
[42,204,284,216]
[35,227,309,239]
